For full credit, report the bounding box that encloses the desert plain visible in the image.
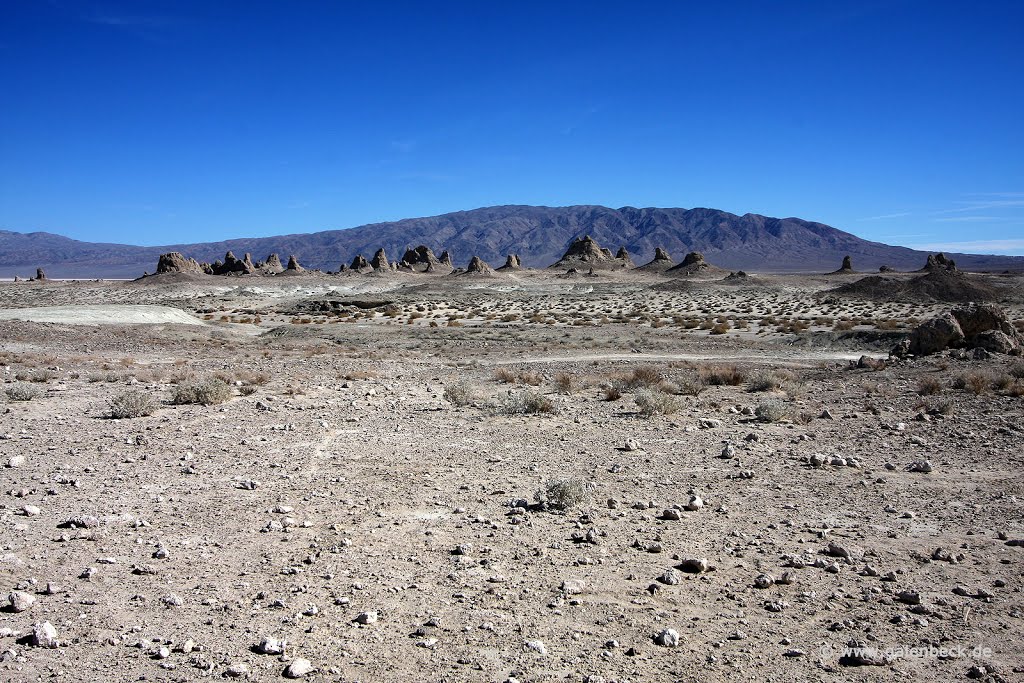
[1,264,1023,683]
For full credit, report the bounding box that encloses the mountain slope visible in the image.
[2,205,1022,278]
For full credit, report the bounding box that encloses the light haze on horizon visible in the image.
[1,1,1022,254]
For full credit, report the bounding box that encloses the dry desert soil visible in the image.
[1,267,1023,683]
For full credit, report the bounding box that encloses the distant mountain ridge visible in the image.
[2,205,1022,278]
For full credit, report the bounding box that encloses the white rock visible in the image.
[524,639,547,655]
[658,570,681,585]
[354,610,377,625]
[21,505,41,516]
[6,455,26,468]
[30,621,58,648]
[161,593,183,607]
[7,590,35,612]
[654,628,679,647]
[684,495,704,511]
[225,663,249,677]
[257,636,286,655]
[283,657,314,678]
[678,557,709,573]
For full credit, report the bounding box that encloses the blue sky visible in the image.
[2,1,1022,254]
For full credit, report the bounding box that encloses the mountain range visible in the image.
[1,205,1021,279]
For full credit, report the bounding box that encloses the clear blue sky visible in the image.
[2,1,1022,254]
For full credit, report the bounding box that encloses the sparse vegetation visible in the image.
[15,368,56,383]
[554,372,577,394]
[709,322,730,335]
[493,367,518,383]
[443,380,474,406]
[602,384,623,401]
[674,374,707,396]
[5,382,42,402]
[108,389,157,418]
[953,371,991,395]
[623,366,662,389]
[755,399,790,423]
[172,377,232,406]
[497,390,557,415]
[1010,362,1024,380]
[534,477,592,510]
[633,388,681,417]
[492,368,544,385]
[916,376,943,396]
[747,370,782,392]
[700,364,746,386]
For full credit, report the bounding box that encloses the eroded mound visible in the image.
[829,270,1000,303]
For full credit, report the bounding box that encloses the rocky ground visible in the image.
[1,269,1023,683]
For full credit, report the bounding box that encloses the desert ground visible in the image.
[1,267,1023,683]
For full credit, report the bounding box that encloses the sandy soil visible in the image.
[0,269,1022,683]
[0,305,205,326]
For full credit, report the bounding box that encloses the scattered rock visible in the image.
[7,590,35,612]
[283,657,314,678]
[654,629,679,647]
[30,621,58,648]
[678,558,710,573]
[256,636,286,655]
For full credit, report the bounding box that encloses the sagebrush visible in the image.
[108,389,157,418]
[172,377,232,406]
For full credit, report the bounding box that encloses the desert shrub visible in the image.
[775,370,806,397]
[675,374,707,397]
[497,391,557,415]
[172,377,232,406]
[554,372,577,394]
[700,364,746,386]
[5,382,42,402]
[534,477,593,510]
[755,399,790,423]
[991,373,1014,392]
[15,368,56,383]
[443,381,474,406]
[342,370,378,381]
[213,370,235,385]
[493,368,518,384]
[1010,363,1024,380]
[626,366,662,388]
[747,370,782,392]
[602,384,622,401]
[108,389,157,419]
[1006,382,1024,398]
[519,370,544,386]
[239,385,258,396]
[958,372,990,396]
[916,376,943,396]
[241,370,270,387]
[633,388,681,417]
[709,322,730,335]
[861,381,884,395]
